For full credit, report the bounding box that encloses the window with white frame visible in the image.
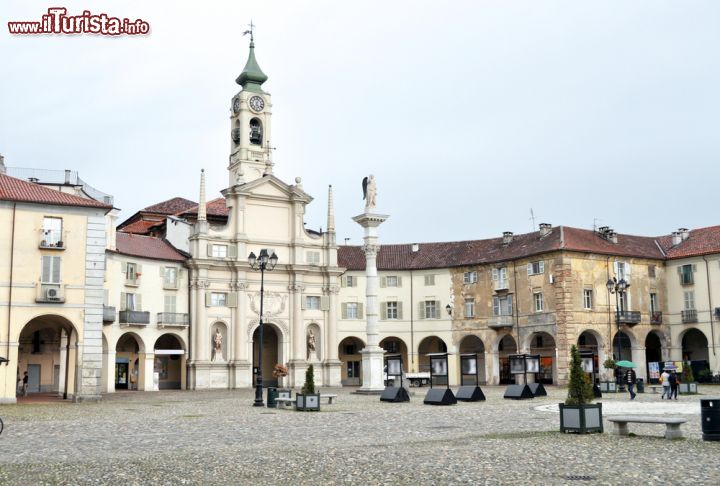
[42,217,63,247]
[41,255,61,283]
[306,251,320,265]
[616,261,627,281]
[164,295,177,314]
[344,302,359,319]
[683,291,695,310]
[386,301,399,320]
[650,292,658,314]
[527,261,545,275]
[164,267,178,288]
[125,293,137,311]
[464,298,475,318]
[423,300,439,319]
[211,292,227,307]
[344,275,356,287]
[583,289,593,310]
[385,276,399,287]
[126,262,138,282]
[533,292,544,312]
[648,265,656,278]
[463,271,477,284]
[211,244,228,258]
[492,267,509,289]
[306,296,321,310]
[492,295,513,316]
[424,275,435,286]
[679,264,694,285]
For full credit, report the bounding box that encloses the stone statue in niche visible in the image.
[211,328,223,362]
[307,328,317,360]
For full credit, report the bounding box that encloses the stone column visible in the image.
[197,280,209,361]
[352,211,389,394]
[103,349,116,393]
[325,283,342,386]
[139,352,156,391]
[289,283,306,387]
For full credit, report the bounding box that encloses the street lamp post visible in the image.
[606,277,630,362]
[248,248,278,407]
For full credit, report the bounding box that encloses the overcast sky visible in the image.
[2,1,718,245]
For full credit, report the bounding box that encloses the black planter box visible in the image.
[296,393,320,411]
[559,403,603,434]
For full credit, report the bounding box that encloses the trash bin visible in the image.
[267,387,278,408]
[636,378,644,393]
[701,397,720,441]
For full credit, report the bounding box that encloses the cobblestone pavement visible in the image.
[0,385,718,485]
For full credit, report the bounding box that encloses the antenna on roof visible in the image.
[344,238,351,245]
[593,217,602,232]
[529,208,537,231]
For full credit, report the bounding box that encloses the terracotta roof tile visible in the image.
[118,220,163,235]
[180,197,229,218]
[142,197,197,215]
[338,226,666,271]
[658,226,720,259]
[0,173,112,209]
[114,232,187,262]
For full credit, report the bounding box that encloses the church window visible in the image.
[305,296,321,310]
[249,118,263,145]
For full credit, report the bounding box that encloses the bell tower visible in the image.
[228,30,273,186]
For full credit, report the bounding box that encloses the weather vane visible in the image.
[242,20,255,42]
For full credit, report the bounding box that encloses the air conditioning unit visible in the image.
[45,286,61,301]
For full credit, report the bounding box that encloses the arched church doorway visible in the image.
[154,334,185,390]
[338,336,365,386]
[17,315,77,398]
[459,335,485,384]
[253,324,279,387]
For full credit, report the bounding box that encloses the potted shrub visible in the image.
[599,358,617,393]
[560,345,603,434]
[678,361,698,394]
[273,363,291,399]
[296,364,320,411]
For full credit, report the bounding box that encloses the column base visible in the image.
[188,361,230,389]
[357,345,385,393]
[324,359,342,387]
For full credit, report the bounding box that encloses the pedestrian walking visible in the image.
[624,367,637,400]
[660,369,671,399]
[669,371,679,400]
[22,371,28,397]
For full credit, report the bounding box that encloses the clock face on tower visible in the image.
[232,97,241,114]
[248,96,265,112]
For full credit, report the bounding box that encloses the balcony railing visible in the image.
[488,315,513,329]
[35,284,65,303]
[39,230,66,250]
[681,309,698,324]
[124,277,140,287]
[119,310,150,325]
[650,312,662,325]
[157,313,189,327]
[103,306,116,324]
[616,311,641,325]
[494,280,509,292]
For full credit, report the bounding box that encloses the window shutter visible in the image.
[350,276,356,287]
[228,244,238,258]
[677,266,682,275]
[357,303,364,319]
[341,303,348,319]
[692,264,697,272]
[120,292,127,311]
[539,261,545,273]
[613,261,619,277]
[321,296,330,311]
[121,261,127,275]
[41,256,50,282]
[380,277,386,288]
[435,300,441,319]
[207,244,213,257]
[508,296,513,315]
[380,303,387,320]
[300,296,307,310]
[135,294,142,312]
[340,277,347,288]
[159,266,166,277]
[493,297,499,316]
[227,292,238,308]
[205,291,212,307]
[418,301,425,319]
[51,257,61,283]
[492,268,498,281]
[625,263,631,282]
[527,263,532,276]
[396,276,402,287]
[397,301,403,320]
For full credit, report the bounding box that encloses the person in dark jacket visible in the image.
[669,371,679,400]
[624,368,637,400]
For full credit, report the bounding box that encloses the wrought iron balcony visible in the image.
[157,312,189,327]
[119,310,150,326]
[39,230,66,250]
[681,309,698,324]
[488,315,513,329]
[650,312,662,325]
[616,311,641,325]
[103,306,116,324]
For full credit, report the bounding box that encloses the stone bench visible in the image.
[320,394,337,405]
[648,386,661,394]
[608,415,687,439]
[274,397,296,409]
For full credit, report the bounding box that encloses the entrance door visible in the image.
[53,365,60,392]
[115,362,129,389]
[27,364,41,393]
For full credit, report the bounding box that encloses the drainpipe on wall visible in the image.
[512,261,519,353]
[409,269,414,371]
[703,256,716,356]
[606,256,612,362]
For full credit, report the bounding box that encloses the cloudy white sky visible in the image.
[2,1,718,244]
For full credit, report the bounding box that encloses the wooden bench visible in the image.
[274,397,296,409]
[320,394,337,404]
[608,415,687,439]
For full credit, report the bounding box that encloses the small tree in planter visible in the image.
[296,364,320,411]
[560,346,603,434]
[679,361,698,394]
[273,364,291,398]
[600,358,617,392]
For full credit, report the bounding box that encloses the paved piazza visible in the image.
[0,386,719,485]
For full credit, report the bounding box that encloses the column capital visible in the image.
[288,284,305,293]
[362,243,380,258]
[323,285,340,295]
[231,281,248,291]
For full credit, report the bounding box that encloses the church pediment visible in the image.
[223,175,313,204]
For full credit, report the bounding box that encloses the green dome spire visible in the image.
[236,36,268,93]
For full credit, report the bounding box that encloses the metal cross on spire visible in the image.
[243,20,255,42]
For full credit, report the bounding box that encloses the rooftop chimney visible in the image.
[0,154,5,175]
[28,177,39,183]
[679,228,689,241]
[539,223,552,237]
[502,231,513,245]
[64,169,71,184]
[598,226,609,234]
[671,231,682,246]
[411,243,419,252]
[607,231,618,244]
